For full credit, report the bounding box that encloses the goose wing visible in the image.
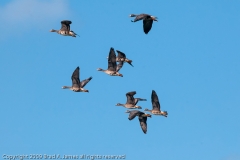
[128,110,142,120]
[143,16,153,34]
[71,66,80,88]
[116,50,126,60]
[126,91,136,104]
[108,48,117,71]
[151,90,161,111]
[80,77,92,88]
[61,20,72,31]
[138,116,147,134]
[132,14,150,22]
[116,50,133,67]
[134,98,147,105]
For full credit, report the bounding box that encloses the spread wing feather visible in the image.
[126,91,136,104]
[151,90,161,110]
[71,67,80,88]
[108,48,117,71]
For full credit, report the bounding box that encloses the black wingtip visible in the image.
[129,63,134,67]
[61,20,72,24]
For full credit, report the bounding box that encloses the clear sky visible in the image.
[0,0,240,160]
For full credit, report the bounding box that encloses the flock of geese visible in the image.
[50,14,167,134]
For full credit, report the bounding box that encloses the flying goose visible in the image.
[129,14,158,34]
[116,91,147,109]
[97,48,123,77]
[106,50,133,67]
[116,50,133,67]
[144,90,168,117]
[50,20,79,37]
[126,110,152,134]
[62,67,92,92]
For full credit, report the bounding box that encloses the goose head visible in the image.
[125,110,131,113]
[62,86,71,89]
[97,68,104,71]
[151,16,158,21]
[129,14,137,17]
[50,29,57,32]
[116,103,124,106]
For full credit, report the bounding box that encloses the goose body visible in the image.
[62,67,92,92]
[97,48,123,77]
[126,110,151,134]
[116,91,147,109]
[144,90,168,117]
[50,20,79,37]
[129,13,158,34]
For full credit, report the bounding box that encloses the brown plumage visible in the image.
[116,91,146,109]
[144,90,168,117]
[50,20,79,37]
[129,14,158,34]
[97,48,123,77]
[126,110,152,134]
[116,50,133,67]
[62,67,92,92]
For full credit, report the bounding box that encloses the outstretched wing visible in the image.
[80,77,92,88]
[128,110,141,120]
[134,98,147,105]
[116,50,126,60]
[108,48,117,71]
[151,90,160,110]
[143,16,153,34]
[138,116,147,134]
[126,91,136,104]
[132,14,150,22]
[71,67,80,88]
[61,20,72,31]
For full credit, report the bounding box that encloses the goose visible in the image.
[116,50,133,67]
[97,47,123,77]
[62,66,92,92]
[126,110,152,134]
[144,90,168,117]
[129,14,158,34]
[106,50,133,67]
[116,91,147,109]
[50,20,79,37]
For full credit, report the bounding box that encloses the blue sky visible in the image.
[0,0,240,160]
